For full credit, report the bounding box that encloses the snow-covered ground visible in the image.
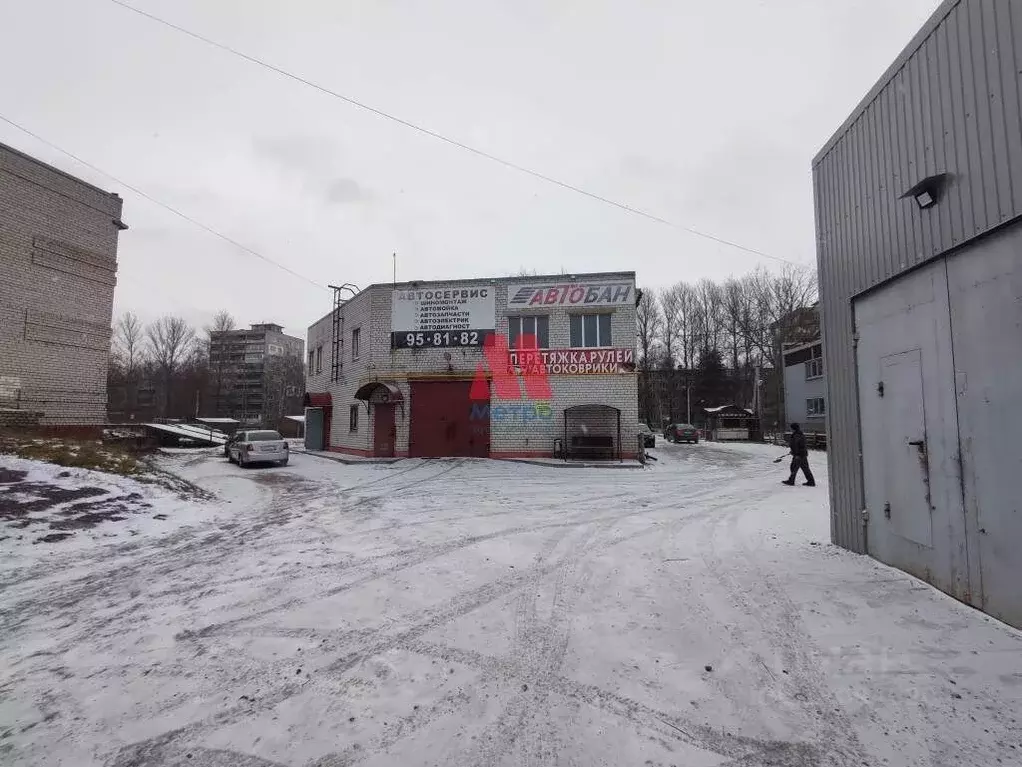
[1,443,1020,766]
[0,455,217,567]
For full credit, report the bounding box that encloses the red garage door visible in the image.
[409,380,489,458]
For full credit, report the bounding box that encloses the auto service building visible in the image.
[304,272,639,460]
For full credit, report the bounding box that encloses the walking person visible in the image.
[782,423,815,486]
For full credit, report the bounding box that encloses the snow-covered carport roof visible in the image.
[703,404,753,415]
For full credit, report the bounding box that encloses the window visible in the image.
[805,357,824,380]
[245,430,284,441]
[807,397,826,417]
[349,404,359,432]
[315,345,323,374]
[569,313,612,348]
[508,315,549,349]
[308,349,315,372]
[351,327,360,360]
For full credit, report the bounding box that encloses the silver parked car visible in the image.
[226,430,289,467]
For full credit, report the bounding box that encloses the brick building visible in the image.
[304,272,639,459]
[0,142,126,428]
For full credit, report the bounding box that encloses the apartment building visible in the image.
[208,323,304,425]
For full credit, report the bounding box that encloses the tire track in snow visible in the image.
[696,494,868,765]
[301,478,782,765]
[406,639,822,765]
[149,489,712,755]
[10,453,784,765]
[174,471,725,648]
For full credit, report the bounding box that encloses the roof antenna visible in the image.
[393,252,397,285]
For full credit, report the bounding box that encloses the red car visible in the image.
[665,423,699,444]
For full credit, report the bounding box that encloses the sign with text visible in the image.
[392,286,494,348]
[508,348,635,375]
[507,282,633,308]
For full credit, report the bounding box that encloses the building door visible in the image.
[855,259,969,602]
[879,349,932,548]
[409,380,489,458]
[946,222,1022,626]
[305,408,324,451]
[373,404,396,458]
[322,406,332,450]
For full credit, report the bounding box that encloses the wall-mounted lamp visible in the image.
[901,173,951,210]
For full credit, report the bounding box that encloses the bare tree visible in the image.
[740,264,818,370]
[693,279,724,354]
[674,282,698,371]
[725,265,818,426]
[147,316,196,417]
[263,352,306,424]
[205,311,237,417]
[658,286,683,369]
[636,289,663,425]
[113,312,144,377]
[208,310,236,335]
[639,264,818,428]
[636,289,663,369]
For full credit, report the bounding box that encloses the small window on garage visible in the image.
[349,404,359,431]
[351,328,360,360]
[807,397,826,417]
[569,313,612,347]
[508,315,549,349]
[308,349,315,372]
[315,345,323,374]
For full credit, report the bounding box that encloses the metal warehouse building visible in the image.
[304,272,639,460]
[814,0,1021,627]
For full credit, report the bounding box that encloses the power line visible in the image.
[0,114,328,292]
[107,0,801,267]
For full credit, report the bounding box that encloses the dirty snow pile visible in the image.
[0,455,215,565]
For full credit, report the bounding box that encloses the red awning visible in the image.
[303,392,332,408]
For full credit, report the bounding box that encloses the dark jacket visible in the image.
[789,430,808,457]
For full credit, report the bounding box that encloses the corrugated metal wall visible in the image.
[813,0,1022,552]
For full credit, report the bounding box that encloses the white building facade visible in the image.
[781,340,826,435]
[305,272,639,460]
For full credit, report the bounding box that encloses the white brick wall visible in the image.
[306,273,639,457]
[0,143,124,426]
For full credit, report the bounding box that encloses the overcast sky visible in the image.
[1,0,941,338]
